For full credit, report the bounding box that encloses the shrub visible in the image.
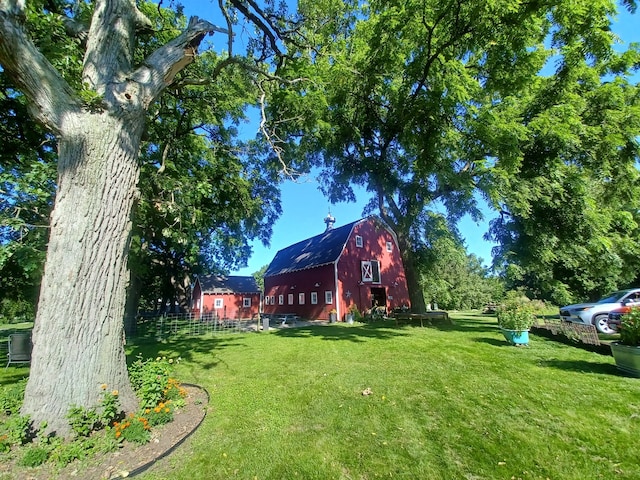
[67,387,122,437]
[128,355,182,408]
[348,304,363,322]
[619,306,640,346]
[496,291,540,331]
[144,401,174,427]
[113,414,151,444]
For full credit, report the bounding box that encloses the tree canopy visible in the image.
[265,0,640,307]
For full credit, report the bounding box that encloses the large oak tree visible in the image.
[0,0,297,435]
[267,0,638,311]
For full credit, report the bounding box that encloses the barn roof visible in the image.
[265,217,367,277]
[196,275,260,294]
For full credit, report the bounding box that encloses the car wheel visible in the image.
[593,314,614,334]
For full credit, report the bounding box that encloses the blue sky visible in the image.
[167,1,640,276]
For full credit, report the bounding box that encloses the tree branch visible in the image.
[131,15,219,109]
[0,5,80,134]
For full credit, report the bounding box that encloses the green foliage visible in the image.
[144,401,175,427]
[496,291,541,331]
[67,387,122,438]
[487,57,640,304]
[1,414,34,446]
[619,307,640,346]
[270,0,640,310]
[66,406,100,438]
[348,304,364,322]
[419,215,504,310]
[0,378,27,415]
[128,356,181,409]
[19,444,50,467]
[48,438,89,467]
[0,359,185,465]
[114,414,151,444]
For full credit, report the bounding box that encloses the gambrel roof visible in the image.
[196,275,260,294]
[265,216,392,277]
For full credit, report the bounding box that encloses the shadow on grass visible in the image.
[0,369,29,386]
[273,322,408,342]
[473,336,513,347]
[538,359,619,376]
[126,334,251,370]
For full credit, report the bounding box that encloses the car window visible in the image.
[623,292,640,304]
[597,290,631,303]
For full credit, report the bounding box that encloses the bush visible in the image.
[67,387,122,438]
[620,306,640,346]
[113,414,151,444]
[496,291,541,331]
[0,298,35,324]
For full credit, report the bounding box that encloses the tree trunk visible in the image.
[124,269,142,338]
[21,112,143,436]
[396,236,427,313]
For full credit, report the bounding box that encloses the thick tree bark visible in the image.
[0,0,218,436]
[21,113,144,435]
[398,239,428,313]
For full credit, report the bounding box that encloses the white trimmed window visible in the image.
[279,294,284,305]
[243,297,251,308]
[355,235,363,248]
[214,298,223,309]
[298,292,305,305]
[270,295,275,305]
[311,292,318,304]
[386,241,393,252]
[361,260,381,283]
[325,290,333,304]
[288,293,294,305]
[265,296,270,305]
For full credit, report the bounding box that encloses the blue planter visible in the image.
[500,328,529,346]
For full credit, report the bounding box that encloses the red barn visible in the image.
[191,275,261,320]
[263,215,410,321]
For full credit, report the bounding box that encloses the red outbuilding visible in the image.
[263,215,410,321]
[191,275,261,320]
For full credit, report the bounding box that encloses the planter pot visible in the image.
[329,313,337,323]
[346,313,354,324]
[500,328,529,346]
[610,342,640,377]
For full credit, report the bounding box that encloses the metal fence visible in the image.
[126,312,260,341]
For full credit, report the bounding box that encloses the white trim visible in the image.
[334,261,340,319]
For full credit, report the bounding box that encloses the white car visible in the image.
[559,288,640,334]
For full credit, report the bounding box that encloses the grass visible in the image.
[2,312,639,479]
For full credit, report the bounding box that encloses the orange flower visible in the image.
[112,390,119,396]
[115,431,121,438]
[101,384,108,390]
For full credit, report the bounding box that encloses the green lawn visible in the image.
[125,312,639,480]
[2,312,639,479]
